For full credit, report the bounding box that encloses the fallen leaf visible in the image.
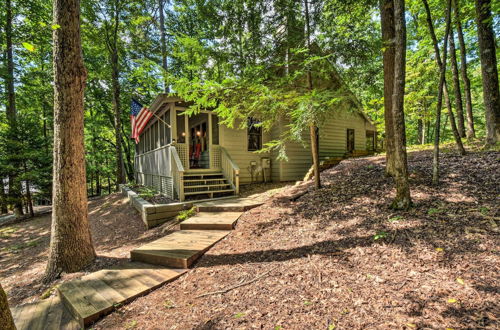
[435,247,444,252]
[456,278,464,285]
[447,298,457,303]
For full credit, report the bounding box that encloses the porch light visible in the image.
[182,132,186,136]
[196,131,201,136]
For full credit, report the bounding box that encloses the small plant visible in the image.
[177,207,196,222]
[388,215,403,222]
[303,301,312,306]
[125,320,137,329]
[479,207,489,215]
[163,299,176,309]
[427,207,444,216]
[234,312,245,318]
[138,187,157,199]
[373,231,388,240]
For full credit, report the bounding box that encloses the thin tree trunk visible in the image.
[304,0,320,189]
[0,283,16,330]
[430,0,452,185]
[24,162,34,218]
[159,0,169,93]
[380,0,396,177]
[475,0,500,147]
[5,0,23,217]
[417,118,423,144]
[390,0,411,209]
[45,0,96,282]
[453,0,476,139]
[422,0,465,156]
[448,26,466,138]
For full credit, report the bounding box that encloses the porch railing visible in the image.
[170,145,185,201]
[220,147,240,194]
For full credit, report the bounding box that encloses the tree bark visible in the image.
[453,0,476,139]
[380,0,396,177]
[5,0,24,217]
[0,185,8,214]
[304,0,320,189]
[430,0,452,185]
[159,0,169,93]
[422,0,465,156]
[45,0,96,282]
[390,0,411,209]
[0,283,16,330]
[448,27,466,138]
[475,0,500,147]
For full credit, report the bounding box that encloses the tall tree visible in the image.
[429,0,452,185]
[45,0,96,281]
[475,0,500,147]
[5,0,24,217]
[390,0,411,209]
[0,283,15,330]
[304,0,320,189]
[103,0,126,189]
[159,0,169,93]
[453,0,475,139]
[422,0,465,156]
[380,0,396,177]
[448,27,466,138]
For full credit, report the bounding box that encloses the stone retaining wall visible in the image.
[120,185,193,229]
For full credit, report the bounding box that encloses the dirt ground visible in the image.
[2,148,499,329]
[93,149,499,329]
[0,193,170,306]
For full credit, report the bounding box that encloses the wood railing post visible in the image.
[235,170,240,194]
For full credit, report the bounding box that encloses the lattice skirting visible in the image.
[135,172,174,200]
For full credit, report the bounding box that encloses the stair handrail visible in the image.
[170,145,185,201]
[220,147,240,194]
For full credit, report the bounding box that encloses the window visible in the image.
[366,130,375,151]
[247,117,262,151]
[346,129,355,154]
[176,111,186,143]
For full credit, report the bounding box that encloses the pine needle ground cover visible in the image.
[94,149,498,329]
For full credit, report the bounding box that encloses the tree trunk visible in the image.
[422,0,465,156]
[380,0,396,177]
[159,0,169,93]
[475,0,500,147]
[453,0,476,139]
[430,0,452,185]
[417,118,423,144]
[390,0,411,209]
[304,0,320,189]
[24,162,34,218]
[0,283,16,330]
[0,184,8,214]
[45,0,96,282]
[448,27,466,138]
[5,0,24,217]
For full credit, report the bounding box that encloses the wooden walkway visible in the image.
[180,212,242,230]
[130,230,230,268]
[10,197,263,328]
[11,295,80,330]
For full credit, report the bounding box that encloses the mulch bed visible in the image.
[0,193,174,306]
[93,149,499,329]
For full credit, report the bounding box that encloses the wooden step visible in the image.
[57,263,186,327]
[11,295,80,330]
[184,178,228,183]
[196,198,264,212]
[184,172,224,178]
[180,212,243,230]
[184,183,231,190]
[184,188,235,196]
[130,230,230,268]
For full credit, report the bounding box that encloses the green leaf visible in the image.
[51,24,61,30]
[22,42,35,52]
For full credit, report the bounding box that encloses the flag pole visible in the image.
[150,110,171,128]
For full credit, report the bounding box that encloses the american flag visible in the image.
[130,99,153,143]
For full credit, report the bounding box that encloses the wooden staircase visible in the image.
[183,172,236,199]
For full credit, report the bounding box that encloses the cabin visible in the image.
[134,95,377,201]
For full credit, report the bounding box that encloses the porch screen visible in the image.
[212,115,219,145]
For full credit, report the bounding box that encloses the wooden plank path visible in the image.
[56,262,186,327]
[11,295,80,330]
[180,212,243,230]
[130,230,230,268]
[196,198,263,212]
[11,197,264,328]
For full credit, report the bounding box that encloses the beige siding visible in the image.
[319,111,367,158]
[220,123,271,185]
[279,136,312,181]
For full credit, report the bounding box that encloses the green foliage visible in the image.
[373,231,389,240]
[176,207,196,222]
